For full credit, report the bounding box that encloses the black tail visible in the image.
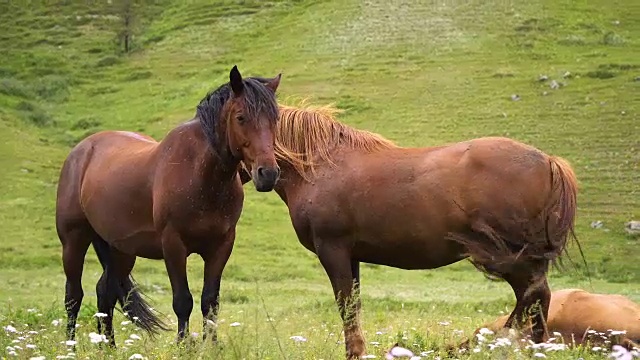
[91,237,170,335]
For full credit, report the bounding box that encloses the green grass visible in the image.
[1,0,639,359]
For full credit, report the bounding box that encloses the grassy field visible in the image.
[0,0,639,359]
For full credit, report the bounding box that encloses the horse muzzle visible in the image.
[252,165,280,192]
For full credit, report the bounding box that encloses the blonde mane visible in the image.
[274,101,397,180]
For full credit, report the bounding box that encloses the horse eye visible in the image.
[237,115,245,123]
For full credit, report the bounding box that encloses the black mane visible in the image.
[195,77,278,151]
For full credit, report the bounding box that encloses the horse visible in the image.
[462,288,640,350]
[240,102,580,359]
[55,66,282,346]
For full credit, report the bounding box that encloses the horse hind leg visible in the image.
[500,260,551,343]
[95,267,119,347]
[58,221,93,341]
[93,237,167,345]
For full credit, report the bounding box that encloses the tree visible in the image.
[115,0,138,53]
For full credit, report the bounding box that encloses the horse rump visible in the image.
[447,155,580,278]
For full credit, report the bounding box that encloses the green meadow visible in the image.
[0,1,638,359]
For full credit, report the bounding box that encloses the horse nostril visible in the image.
[257,166,266,178]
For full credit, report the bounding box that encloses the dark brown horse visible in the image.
[56,66,282,345]
[241,102,580,359]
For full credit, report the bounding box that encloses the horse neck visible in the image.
[273,160,308,206]
[186,120,239,183]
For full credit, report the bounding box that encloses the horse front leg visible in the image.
[200,229,235,343]
[161,228,193,342]
[317,243,365,360]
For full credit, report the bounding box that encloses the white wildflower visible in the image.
[88,332,107,344]
[593,347,603,351]
[534,353,546,358]
[438,321,450,326]
[420,351,434,356]
[28,331,38,335]
[386,345,415,359]
[129,354,144,360]
[191,332,199,338]
[552,331,562,337]
[129,334,141,340]
[370,341,380,346]
[290,335,307,342]
[124,340,134,345]
[546,343,568,351]
[93,313,107,318]
[12,340,20,344]
[27,309,37,313]
[51,320,60,327]
[29,357,45,360]
[206,319,216,326]
[121,321,131,326]
[65,340,77,346]
[609,344,633,360]
[361,356,377,359]
[610,330,627,336]
[8,351,17,356]
[376,331,383,335]
[476,333,487,342]
[473,348,481,353]
[478,328,494,335]
[26,344,36,349]
[6,346,14,351]
[4,325,17,333]
[230,322,241,327]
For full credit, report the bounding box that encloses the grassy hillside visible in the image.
[0,1,638,359]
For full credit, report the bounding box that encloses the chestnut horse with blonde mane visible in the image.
[241,102,581,359]
[462,288,640,351]
[56,66,282,346]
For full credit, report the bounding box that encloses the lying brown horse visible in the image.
[465,288,640,350]
[241,102,580,359]
[56,66,282,345]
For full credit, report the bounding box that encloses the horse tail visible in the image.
[91,237,169,335]
[546,156,588,277]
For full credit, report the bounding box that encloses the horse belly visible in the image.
[111,230,163,259]
[353,234,467,270]
[346,194,468,269]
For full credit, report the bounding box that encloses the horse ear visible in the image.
[264,73,282,93]
[229,65,244,96]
